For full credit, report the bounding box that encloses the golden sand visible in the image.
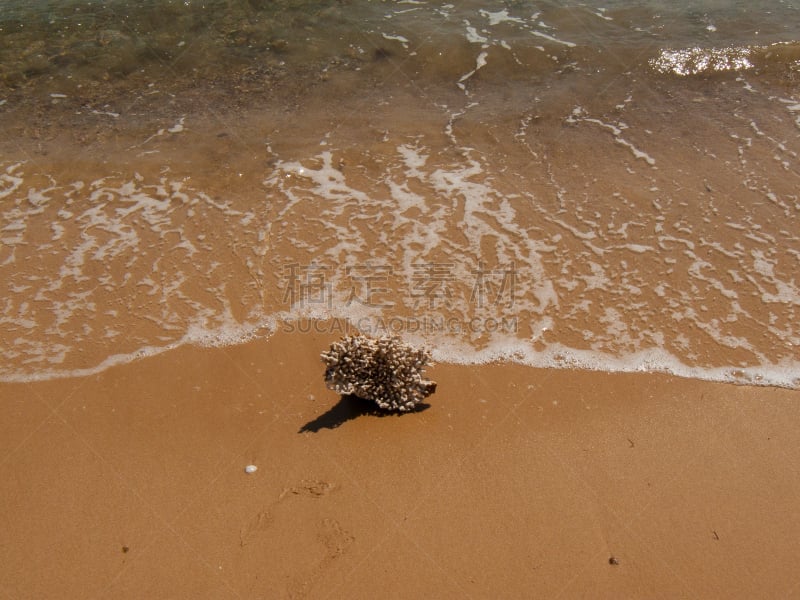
[2,329,798,598]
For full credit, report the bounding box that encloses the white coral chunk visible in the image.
[321,335,437,412]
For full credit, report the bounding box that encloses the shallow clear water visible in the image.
[1,0,799,386]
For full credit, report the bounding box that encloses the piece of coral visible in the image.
[321,335,437,412]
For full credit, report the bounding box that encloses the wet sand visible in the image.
[2,328,799,599]
[3,79,799,385]
[2,3,799,596]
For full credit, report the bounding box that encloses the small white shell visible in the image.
[245,465,258,474]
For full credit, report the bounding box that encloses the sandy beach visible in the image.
[2,327,798,599]
[2,2,799,597]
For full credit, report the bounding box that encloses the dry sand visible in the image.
[1,328,799,599]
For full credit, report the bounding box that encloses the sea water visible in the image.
[1,0,798,387]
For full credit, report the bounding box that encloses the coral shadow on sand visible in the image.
[299,394,430,433]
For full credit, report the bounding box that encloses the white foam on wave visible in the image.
[590,8,613,22]
[1,316,274,384]
[531,30,576,48]
[265,142,558,328]
[3,275,798,391]
[428,335,799,390]
[464,22,489,45]
[132,116,188,148]
[263,136,798,381]
[479,9,527,27]
[381,32,410,49]
[566,107,656,166]
[254,301,800,391]
[458,50,489,91]
[0,163,269,381]
[780,98,800,130]
[2,113,798,390]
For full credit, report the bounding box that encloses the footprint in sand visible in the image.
[280,479,336,500]
[239,480,354,597]
[287,518,356,598]
[317,517,355,560]
[239,480,343,547]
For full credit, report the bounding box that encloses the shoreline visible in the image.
[3,316,797,391]
[2,329,799,598]
[2,2,798,597]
